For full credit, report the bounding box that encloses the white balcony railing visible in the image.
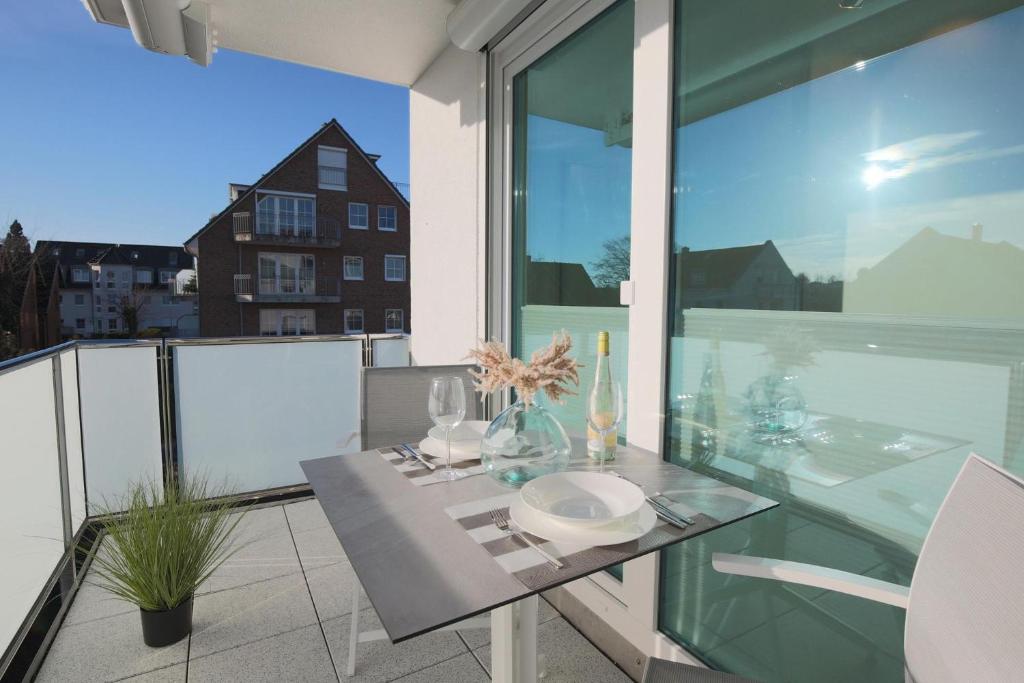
[0,333,410,670]
[234,212,341,245]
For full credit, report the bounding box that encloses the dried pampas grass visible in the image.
[466,331,581,407]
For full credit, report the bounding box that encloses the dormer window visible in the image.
[75,248,85,259]
[53,247,61,256]
[71,266,89,283]
[131,251,140,261]
[169,252,178,266]
[318,146,348,191]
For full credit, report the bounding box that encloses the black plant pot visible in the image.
[140,596,193,647]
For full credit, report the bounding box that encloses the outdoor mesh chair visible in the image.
[349,363,487,676]
[703,453,1024,683]
[360,364,480,450]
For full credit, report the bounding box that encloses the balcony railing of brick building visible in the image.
[233,273,340,303]
[232,212,342,247]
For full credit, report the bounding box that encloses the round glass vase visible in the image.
[481,398,571,488]
[745,368,808,443]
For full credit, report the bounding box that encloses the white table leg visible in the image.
[490,595,539,683]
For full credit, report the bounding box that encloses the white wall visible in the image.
[409,45,487,365]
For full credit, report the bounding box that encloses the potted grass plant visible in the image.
[87,477,245,647]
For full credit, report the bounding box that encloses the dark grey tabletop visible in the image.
[300,439,777,643]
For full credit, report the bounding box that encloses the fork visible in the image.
[489,508,564,569]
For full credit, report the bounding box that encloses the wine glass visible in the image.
[587,380,623,473]
[428,376,467,481]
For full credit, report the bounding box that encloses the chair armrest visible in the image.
[711,553,909,609]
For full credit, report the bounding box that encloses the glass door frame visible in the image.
[487,0,695,665]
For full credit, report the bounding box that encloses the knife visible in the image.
[610,472,694,526]
[648,497,695,527]
[400,443,436,471]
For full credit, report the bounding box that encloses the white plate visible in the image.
[418,436,481,462]
[428,420,490,443]
[520,471,645,528]
[508,497,657,546]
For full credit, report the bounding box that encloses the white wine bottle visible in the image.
[587,330,618,461]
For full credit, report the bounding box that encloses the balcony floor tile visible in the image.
[198,506,303,595]
[390,652,488,682]
[38,498,632,682]
[474,617,631,683]
[187,623,336,683]
[36,609,188,683]
[61,579,137,627]
[190,572,319,659]
[121,663,187,682]
[321,607,468,682]
[283,498,331,534]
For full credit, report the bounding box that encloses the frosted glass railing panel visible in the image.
[174,340,362,492]
[60,350,87,530]
[0,360,65,658]
[521,305,629,437]
[78,346,164,510]
[372,337,410,367]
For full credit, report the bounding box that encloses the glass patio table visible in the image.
[301,437,777,682]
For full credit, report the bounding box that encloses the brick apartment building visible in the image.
[20,241,196,348]
[186,119,410,337]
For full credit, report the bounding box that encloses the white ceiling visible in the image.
[85,0,461,86]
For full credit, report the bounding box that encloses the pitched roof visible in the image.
[34,240,190,288]
[678,241,776,289]
[184,118,409,249]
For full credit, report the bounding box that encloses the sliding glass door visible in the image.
[660,1,1024,681]
[506,0,634,439]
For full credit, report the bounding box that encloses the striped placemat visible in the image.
[445,492,697,591]
[377,444,486,486]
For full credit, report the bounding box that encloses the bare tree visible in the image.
[116,292,148,336]
[591,235,630,288]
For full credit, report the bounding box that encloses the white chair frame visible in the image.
[711,453,1024,682]
[345,569,490,676]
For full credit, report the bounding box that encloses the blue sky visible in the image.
[523,5,1024,283]
[0,0,409,248]
[673,4,1024,280]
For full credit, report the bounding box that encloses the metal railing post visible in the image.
[50,355,73,550]
[156,338,180,490]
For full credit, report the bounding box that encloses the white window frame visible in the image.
[136,269,153,284]
[258,252,316,295]
[318,145,348,191]
[348,202,369,230]
[256,193,316,237]
[488,0,684,667]
[71,267,90,283]
[343,256,364,281]
[384,308,404,333]
[259,308,316,336]
[344,309,365,334]
[384,255,406,282]
[377,205,397,231]
[159,270,176,284]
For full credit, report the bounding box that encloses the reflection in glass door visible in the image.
[659,1,1024,681]
[510,0,634,439]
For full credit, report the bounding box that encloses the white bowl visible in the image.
[428,420,489,443]
[520,472,645,528]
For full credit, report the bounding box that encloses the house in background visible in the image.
[674,240,798,313]
[186,119,410,337]
[844,224,1024,317]
[22,241,196,342]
